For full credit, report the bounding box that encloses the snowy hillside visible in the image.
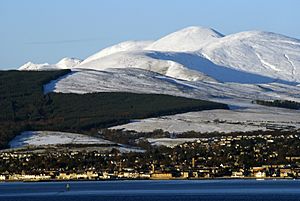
[77,51,213,81]
[79,40,153,65]
[44,68,300,108]
[44,68,210,96]
[200,31,300,83]
[20,26,300,84]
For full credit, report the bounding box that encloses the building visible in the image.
[280,169,292,178]
[231,170,244,178]
[150,173,173,180]
[0,175,6,181]
[251,167,266,178]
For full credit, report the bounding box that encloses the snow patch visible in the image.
[147,138,199,148]
[9,131,112,148]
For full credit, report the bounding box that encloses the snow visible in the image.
[56,57,82,68]
[145,26,223,52]
[9,131,112,148]
[147,138,199,148]
[42,61,300,135]
[16,26,300,136]
[43,68,300,108]
[43,68,213,97]
[76,50,210,81]
[19,26,300,84]
[200,31,300,83]
[111,107,300,133]
[8,131,144,153]
[19,57,82,71]
[19,62,55,71]
[75,27,300,84]
[79,40,153,65]
[42,67,300,134]
[146,51,283,84]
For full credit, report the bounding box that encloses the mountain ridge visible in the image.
[18,26,300,84]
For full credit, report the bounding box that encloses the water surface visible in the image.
[1,180,300,201]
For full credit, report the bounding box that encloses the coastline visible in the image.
[0,177,297,183]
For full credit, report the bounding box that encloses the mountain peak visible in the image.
[19,62,51,71]
[18,57,82,71]
[145,26,224,52]
[56,57,82,68]
[176,26,224,37]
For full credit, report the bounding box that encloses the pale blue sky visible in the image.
[1,0,299,69]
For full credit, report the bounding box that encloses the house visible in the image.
[181,172,189,179]
[99,172,110,179]
[150,173,173,180]
[56,173,71,180]
[0,175,6,181]
[251,167,266,178]
[139,173,151,179]
[280,169,292,178]
[8,174,51,181]
[231,170,244,178]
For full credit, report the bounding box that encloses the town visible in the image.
[1,130,300,181]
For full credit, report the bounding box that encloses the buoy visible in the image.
[66,183,70,191]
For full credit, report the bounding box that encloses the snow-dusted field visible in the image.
[147,138,199,148]
[111,107,300,133]
[9,131,145,153]
[9,131,112,148]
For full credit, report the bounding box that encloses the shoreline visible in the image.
[0,177,297,183]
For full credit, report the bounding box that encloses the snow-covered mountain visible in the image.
[56,57,82,68]
[19,57,82,71]
[14,26,300,137]
[19,26,300,84]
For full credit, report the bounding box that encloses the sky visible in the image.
[1,0,300,69]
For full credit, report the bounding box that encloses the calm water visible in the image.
[1,180,300,201]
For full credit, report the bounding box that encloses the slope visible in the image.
[0,70,228,149]
[200,31,300,83]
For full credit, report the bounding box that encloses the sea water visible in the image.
[1,180,300,201]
